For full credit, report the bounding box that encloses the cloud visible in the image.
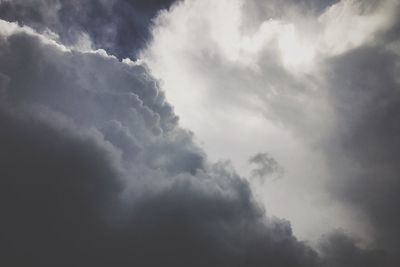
[323,34,400,262]
[1,0,399,265]
[249,152,283,182]
[143,0,400,265]
[318,232,387,267]
[0,20,332,267]
[142,0,362,241]
[0,0,178,58]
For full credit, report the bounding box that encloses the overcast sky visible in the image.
[1,0,400,266]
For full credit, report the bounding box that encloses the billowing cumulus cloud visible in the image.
[142,0,355,240]
[143,0,400,265]
[0,19,334,267]
[1,0,400,266]
[0,0,177,58]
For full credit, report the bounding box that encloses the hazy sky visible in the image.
[1,0,400,266]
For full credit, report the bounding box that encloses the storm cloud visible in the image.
[1,0,400,266]
[324,30,400,263]
[0,20,326,267]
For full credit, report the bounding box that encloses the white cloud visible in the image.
[141,0,398,242]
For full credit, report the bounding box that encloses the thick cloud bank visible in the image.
[326,38,400,264]
[0,20,331,267]
[1,0,399,266]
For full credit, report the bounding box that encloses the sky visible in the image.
[0,0,399,266]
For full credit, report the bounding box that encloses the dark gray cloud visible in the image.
[0,21,332,267]
[0,0,177,58]
[0,107,123,266]
[324,32,400,265]
[318,232,387,267]
[249,152,283,182]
